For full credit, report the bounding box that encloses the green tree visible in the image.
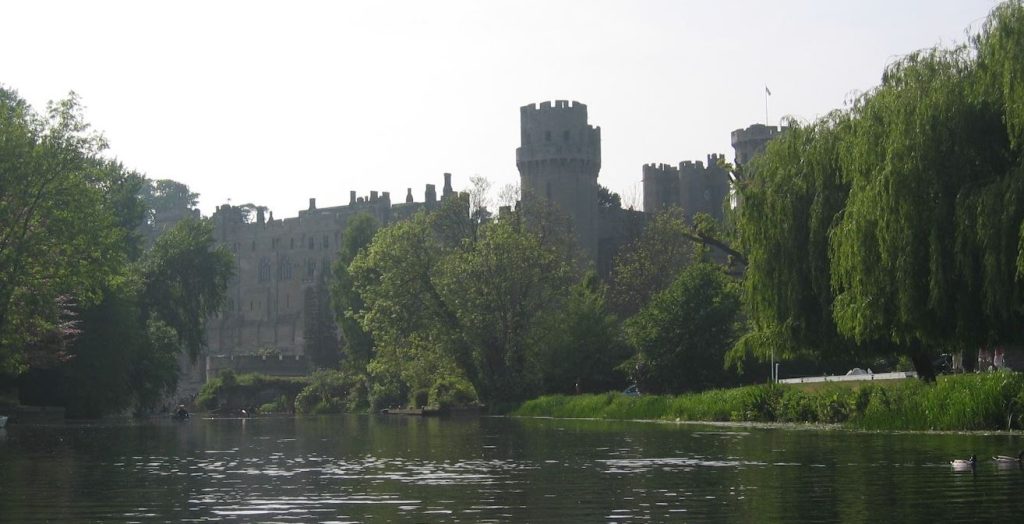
[435,214,575,404]
[139,179,199,219]
[624,263,742,393]
[349,197,473,408]
[734,115,855,368]
[0,88,128,374]
[534,272,628,394]
[304,271,340,369]
[330,213,378,371]
[609,208,694,317]
[736,2,1024,380]
[140,218,234,362]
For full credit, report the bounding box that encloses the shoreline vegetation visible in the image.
[513,372,1024,432]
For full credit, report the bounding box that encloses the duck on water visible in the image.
[992,451,1024,464]
[951,455,976,469]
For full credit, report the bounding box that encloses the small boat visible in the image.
[380,407,441,416]
[992,451,1024,463]
[951,455,976,469]
[0,415,7,428]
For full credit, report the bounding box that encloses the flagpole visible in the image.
[765,86,769,126]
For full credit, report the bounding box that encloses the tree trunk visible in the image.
[909,343,937,383]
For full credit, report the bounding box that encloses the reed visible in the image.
[513,373,1024,431]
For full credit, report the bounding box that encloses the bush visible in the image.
[428,377,478,408]
[194,371,306,412]
[259,395,291,414]
[294,369,367,414]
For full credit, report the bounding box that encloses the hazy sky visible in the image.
[2,0,998,216]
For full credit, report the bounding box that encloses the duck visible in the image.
[992,451,1024,463]
[951,455,977,469]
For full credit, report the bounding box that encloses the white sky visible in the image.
[2,0,998,216]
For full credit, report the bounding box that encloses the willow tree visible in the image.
[739,1,1024,380]
[735,114,854,367]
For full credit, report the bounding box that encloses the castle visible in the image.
[191,101,781,385]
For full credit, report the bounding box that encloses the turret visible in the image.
[443,173,454,199]
[642,163,680,213]
[516,100,601,261]
[731,124,783,166]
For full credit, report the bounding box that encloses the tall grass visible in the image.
[513,372,1024,431]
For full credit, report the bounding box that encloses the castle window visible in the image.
[290,238,295,249]
[306,259,316,279]
[545,130,551,142]
[258,257,272,283]
[563,130,570,141]
[322,234,328,249]
[251,240,256,252]
[308,237,315,250]
[250,301,254,312]
[277,256,292,281]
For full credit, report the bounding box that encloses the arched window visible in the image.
[277,256,292,281]
[258,257,272,283]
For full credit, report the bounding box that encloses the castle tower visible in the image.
[642,163,680,213]
[516,100,601,260]
[731,124,783,166]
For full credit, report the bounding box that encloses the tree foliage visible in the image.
[738,1,1024,379]
[625,263,742,393]
[736,114,853,365]
[330,213,378,371]
[0,87,233,416]
[350,196,583,407]
[609,208,694,317]
[0,88,130,374]
[534,272,629,394]
[349,197,474,408]
[435,213,575,403]
[140,218,233,362]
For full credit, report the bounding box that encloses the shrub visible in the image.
[428,377,478,408]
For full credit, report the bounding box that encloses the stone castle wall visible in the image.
[204,179,455,362]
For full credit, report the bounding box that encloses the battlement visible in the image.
[731,124,783,147]
[517,99,601,169]
[642,163,680,177]
[520,99,588,114]
[731,123,786,166]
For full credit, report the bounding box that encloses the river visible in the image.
[1,415,1023,522]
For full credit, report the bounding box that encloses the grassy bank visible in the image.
[514,372,1024,431]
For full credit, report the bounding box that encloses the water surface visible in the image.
[1,415,1022,522]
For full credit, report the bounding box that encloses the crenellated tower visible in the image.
[731,124,783,166]
[516,100,602,260]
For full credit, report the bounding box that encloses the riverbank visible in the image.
[513,372,1024,431]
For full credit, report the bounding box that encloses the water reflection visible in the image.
[1,416,1023,521]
